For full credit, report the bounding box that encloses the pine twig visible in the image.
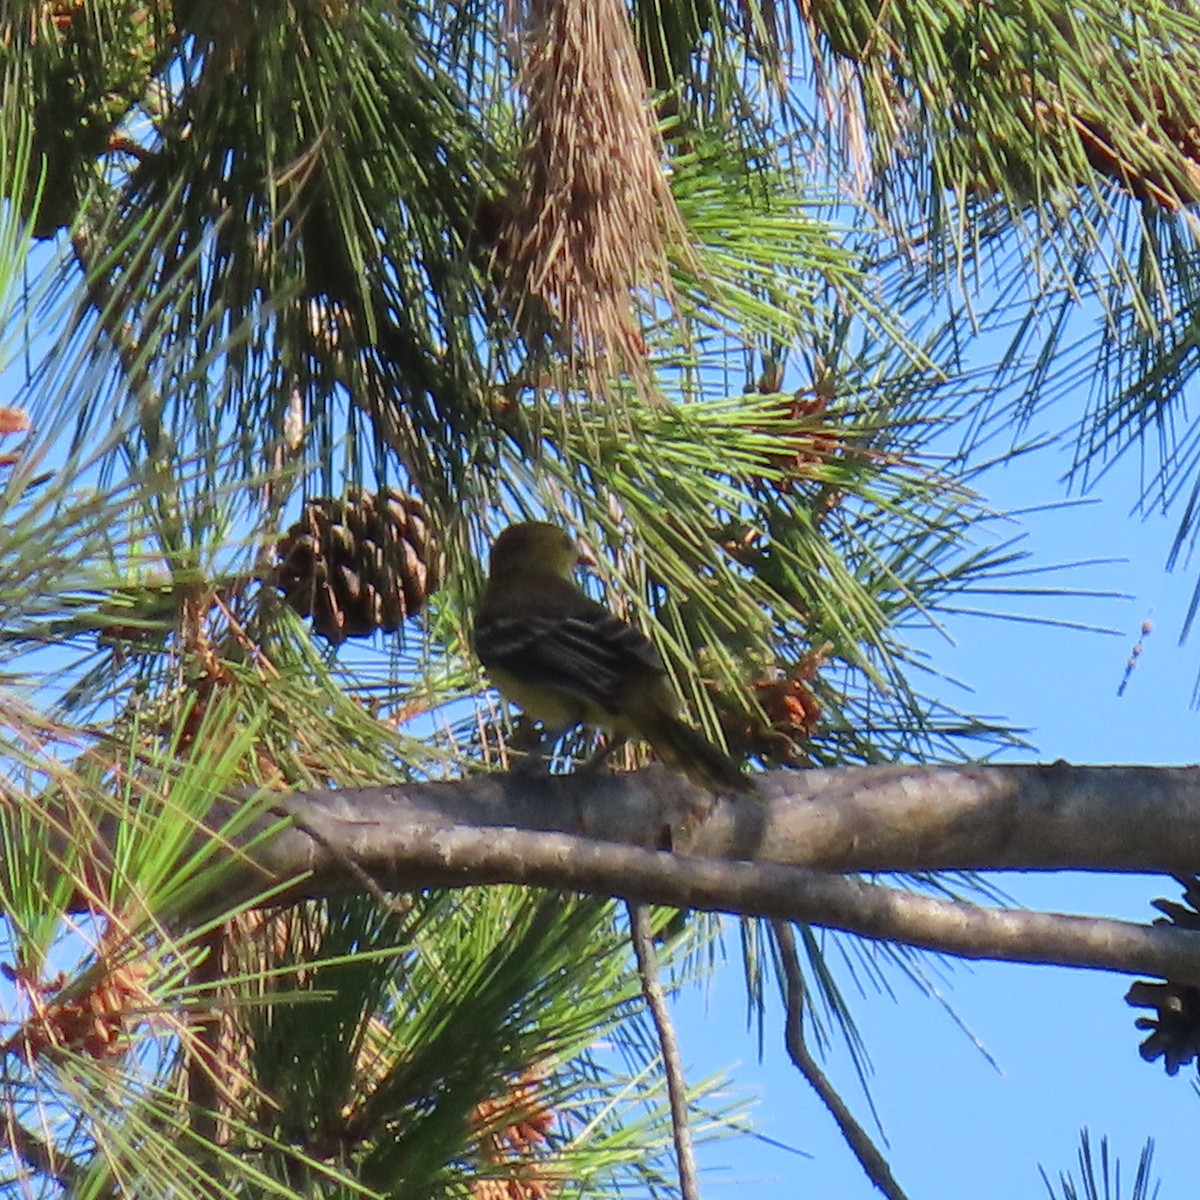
[2,1103,84,1193]
[772,919,909,1200]
[627,901,699,1200]
[271,796,413,916]
[187,926,224,1148]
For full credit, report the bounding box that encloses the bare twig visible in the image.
[773,920,909,1200]
[270,800,411,916]
[627,902,699,1200]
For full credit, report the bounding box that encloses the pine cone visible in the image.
[713,646,829,766]
[276,490,442,643]
[1126,874,1200,1075]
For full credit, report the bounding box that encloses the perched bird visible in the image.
[473,520,752,792]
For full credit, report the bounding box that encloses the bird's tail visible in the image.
[644,712,754,793]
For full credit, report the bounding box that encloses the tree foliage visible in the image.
[2,0,1200,1196]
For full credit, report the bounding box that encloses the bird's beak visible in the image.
[575,541,597,568]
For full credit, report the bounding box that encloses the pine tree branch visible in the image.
[263,760,1200,876]
[252,799,1200,983]
[44,761,1200,983]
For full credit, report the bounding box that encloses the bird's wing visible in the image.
[475,592,664,717]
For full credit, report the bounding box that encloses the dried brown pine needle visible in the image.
[502,0,692,385]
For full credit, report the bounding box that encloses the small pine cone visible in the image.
[713,648,829,766]
[1127,874,1200,1075]
[755,673,823,738]
[276,490,443,643]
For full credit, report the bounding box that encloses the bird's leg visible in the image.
[510,720,568,776]
[580,733,628,775]
[512,738,552,776]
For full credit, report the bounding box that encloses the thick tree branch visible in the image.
[60,762,1200,983]
[252,802,1200,984]
[254,760,1200,875]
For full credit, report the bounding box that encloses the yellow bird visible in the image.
[473,521,752,792]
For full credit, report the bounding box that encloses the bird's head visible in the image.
[488,521,591,579]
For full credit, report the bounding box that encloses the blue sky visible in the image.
[676,427,1200,1196]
